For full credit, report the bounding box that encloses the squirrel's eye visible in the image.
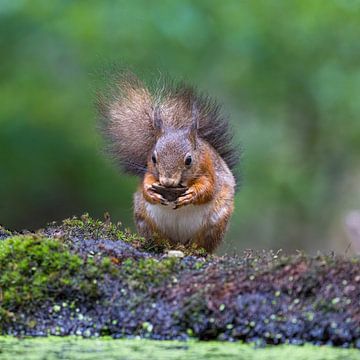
[185,155,192,166]
[151,153,157,164]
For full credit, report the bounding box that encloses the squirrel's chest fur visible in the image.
[145,202,213,243]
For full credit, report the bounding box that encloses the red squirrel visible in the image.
[98,72,239,253]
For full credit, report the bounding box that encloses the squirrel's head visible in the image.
[148,105,199,187]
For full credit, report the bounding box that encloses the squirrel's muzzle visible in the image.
[159,176,180,187]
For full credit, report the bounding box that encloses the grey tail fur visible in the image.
[97,71,240,184]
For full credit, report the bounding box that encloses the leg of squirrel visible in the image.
[192,185,234,252]
[192,220,228,253]
[134,189,158,236]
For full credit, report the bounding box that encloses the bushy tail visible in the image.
[97,72,240,178]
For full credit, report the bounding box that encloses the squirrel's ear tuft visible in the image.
[153,106,163,134]
[191,102,199,131]
[189,102,199,146]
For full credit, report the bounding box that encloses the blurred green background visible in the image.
[1,0,360,253]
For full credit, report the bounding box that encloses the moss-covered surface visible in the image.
[0,235,105,326]
[0,226,12,240]
[0,215,359,348]
[0,337,359,360]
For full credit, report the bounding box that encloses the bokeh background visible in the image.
[1,0,360,254]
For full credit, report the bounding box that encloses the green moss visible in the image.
[50,213,147,248]
[46,214,213,257]
[52,214,212,256]
[0,337,358,360]
[0,235,79,305]
[138,235,173,253]
[121,257,180,290]
[0,225,12,239]
[0,235,107,324]
[137,235,210,257]
[61,213,134,241]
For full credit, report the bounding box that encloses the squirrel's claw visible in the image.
[150,191,169,206]
[174,189,196,209]
[144,184,169,206]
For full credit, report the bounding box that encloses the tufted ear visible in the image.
[188,102,199,147]
[153,106,163,135]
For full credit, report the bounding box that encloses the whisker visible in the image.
[122,159,157,177]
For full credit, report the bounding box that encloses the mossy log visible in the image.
[0,216,359,348]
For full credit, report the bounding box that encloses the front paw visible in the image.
[144,184,169,206]
[174,189,196,209]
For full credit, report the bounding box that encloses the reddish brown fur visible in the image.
[134,188,167,239]
[134,138,235,253]
[187,151,216,206]
[192,185,234,252]
[100,72,238,253]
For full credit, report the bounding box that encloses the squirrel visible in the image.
[98,72,239,253]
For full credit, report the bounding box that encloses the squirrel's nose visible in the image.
[159,176,178,187]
